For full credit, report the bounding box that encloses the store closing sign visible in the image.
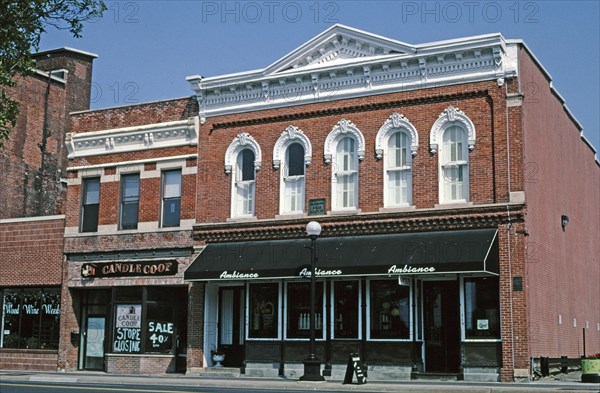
[113,304,141,353]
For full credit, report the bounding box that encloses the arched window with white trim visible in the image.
[234,149,256,217]
[281,143,305,214]
[386,131,412,207]
[334,137,358,210]
[440,126,469,202]
[430,106,475,204]
[325,119,365,212]
[225,132,261,218]
[273,126,312,215]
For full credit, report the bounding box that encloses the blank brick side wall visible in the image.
[0,218,65,286]
[520,48,600,358]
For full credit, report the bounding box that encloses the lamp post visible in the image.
[300,221,325,381]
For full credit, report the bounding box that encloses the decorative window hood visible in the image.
[66,117,199,158]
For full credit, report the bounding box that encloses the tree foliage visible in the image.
[0,0,106,148]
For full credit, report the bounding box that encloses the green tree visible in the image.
[0,0,106,148]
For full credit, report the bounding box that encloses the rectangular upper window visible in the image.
[161,170,181,228]
[119,174,140,230]
[81,177,100,232]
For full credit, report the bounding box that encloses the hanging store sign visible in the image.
[81,260,177,278]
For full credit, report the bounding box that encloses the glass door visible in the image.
[423,280,460,373]
[83,316,105,370]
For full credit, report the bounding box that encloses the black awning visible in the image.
[184,228,499,281]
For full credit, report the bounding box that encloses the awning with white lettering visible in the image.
[184,229,499,281]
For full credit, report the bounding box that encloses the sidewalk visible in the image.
[1,369,599,393]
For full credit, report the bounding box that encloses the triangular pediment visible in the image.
[264,24,416,75]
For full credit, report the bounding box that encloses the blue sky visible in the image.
[39,1,599,151]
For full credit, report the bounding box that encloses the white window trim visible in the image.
[429,106,476,154]
[366,278,414,342]
[283,281,327,341]
[274,127,310,215]
[459,276,502,343]
[226,133,261,219]
[159,168,182,228]
[383,131,413,208]
[375,113,419,159]
[272,125,312,169]
[245,282,282,341]
[324,118,365,163]
[430,107,474,204]
[438,127,470,204]
[330,279,362,340]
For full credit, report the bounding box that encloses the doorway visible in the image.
[423,280,460,373]
[218,287,245,367]
[82,316,106,370]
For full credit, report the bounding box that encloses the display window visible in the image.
[1,287,61,349]
[463,277,500,340]
[247,283,279,339]
[368,280,411,340]
[285,282,324,339]
[332,280,360,339]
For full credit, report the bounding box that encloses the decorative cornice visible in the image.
[210,90,489,131]
[272,126,312,169]
[429,106,476,154]
[66,117,199,159]
[324,119,366,163]
[375,113,419,160]
[224,132,262,174]
[193,203,524,243]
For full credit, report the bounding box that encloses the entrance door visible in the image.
[218,287,245,367]
[423,281,460,373]
[83,316,105,370]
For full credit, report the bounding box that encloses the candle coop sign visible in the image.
[113,304,142,353]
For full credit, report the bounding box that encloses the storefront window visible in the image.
[109,286,186,355]
[333,281,359,339]
[286,282,324,339]
[248,283,279,339]
[1,288,61,349]
[369,280,410,340]
[464,277,500,339]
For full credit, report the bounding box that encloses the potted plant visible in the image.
[211,348,225,367]
[582,353,600,383]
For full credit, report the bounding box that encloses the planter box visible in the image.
[581,359,600,383]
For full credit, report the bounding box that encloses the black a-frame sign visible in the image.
[342,353,367,385]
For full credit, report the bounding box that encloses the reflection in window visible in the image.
[1,288,61,349]
[286,282,324,339]
[282,143,305,214]
[369,280,410,339]
[162,170,182,227]
[334,137,358,210]
[234,149,256,217]
[464,277,500,339]
[441,126,469,202]
[386,131,412,206]
[81,177,100,232]
[333,281,359,339]
[248,283,279,339]
[119,174,140,230]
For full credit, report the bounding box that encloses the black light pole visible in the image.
[300,221,324,381]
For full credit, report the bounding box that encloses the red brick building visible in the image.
[7,25,598,382]
[0,48,96,370]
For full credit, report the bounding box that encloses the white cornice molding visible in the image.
[429,106,476,154]
[66,117,199,159]
[0,215,65,224]
[375,113,419,160]
[224,133,262,174]
[272,126,312,169]
[324,119,365,163]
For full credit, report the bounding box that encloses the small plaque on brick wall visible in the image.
[513,276,523,291]
[308,198,326,216]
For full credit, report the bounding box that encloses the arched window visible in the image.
[430,106,475,204]
[440,125,469,202]
[325,119,364,212]
[234,149,256,217]
[334,137,358,210]
[386,131,412,206]
[281,143,305,214]
[225,132,261,218]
